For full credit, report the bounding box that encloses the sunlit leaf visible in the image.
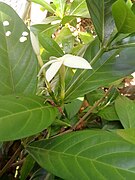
[53,0,66,18]
[70,0,89,18]
[31,0,55,13]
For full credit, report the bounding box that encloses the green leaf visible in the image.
[53,0,66,18]
[131,3,135,14]
[86,89,104,106]
[39,34,64,57]
[31,23,59,37]
[27,130,135,179]
[65,46,135,102]
[98,104,119,121]
[0,3,37,95]
[112,0,135,33]
[70,0,89,18]
[117,128,135,145]
[55,27,74,54]
[20,155,35,180]
[115,96,135,128]
[0,95,57,141]
[86,0,116,42]
[65,97,83,119]
[112,34,135,49]
[61,16,76,25]
[31,0,55,13]
[79,32,94,44]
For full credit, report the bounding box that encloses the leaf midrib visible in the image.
[0,106,51,120]
[27,146,135,174]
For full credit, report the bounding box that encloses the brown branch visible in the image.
[0,146,22,177]
[73,86,113,130]
[10,159,25,168]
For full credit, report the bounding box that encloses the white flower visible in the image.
[38,54,92,82]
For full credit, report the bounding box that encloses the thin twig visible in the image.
[73,86,113,130]
[10,159,25,168]
[0,146,22,177]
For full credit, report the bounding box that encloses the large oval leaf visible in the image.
[0,3,37,95]
[27,130,135,179]
[0,95,57,141]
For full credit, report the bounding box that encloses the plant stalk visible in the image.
[37,55,58,104]
[59,64,65,105]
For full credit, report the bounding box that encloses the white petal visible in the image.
[30,31,40,55]
[63,54,92,69]
[46,60,63,82]
[38,59,58,77]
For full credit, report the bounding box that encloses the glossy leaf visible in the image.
[31,0,55,13]
[112,0,135,33]
[117,129,135,145]
[53,0,66,18]
[65,46,135,102]
[0,95,57,141]
[27,130,135,179]
[70,0,89,18]
[86,0,116,42]
[115,96,135,128]
[0,3,37,95]
[39,34,64,57]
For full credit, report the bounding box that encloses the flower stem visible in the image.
[59,64,65,105]
[37,55,58,104]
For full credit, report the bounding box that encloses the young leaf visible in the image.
[53,0,66,18]
[86,0,117,42]
[30,24,59,37]
[27,130,135,179]
[55,26,74,54]
[0,95,58,141]
[39,34,64,57]
[115,96,135,128]
[70,0,89,18]
[112,0,135,33]
[31,0,55,14]
[0,3,37,95]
